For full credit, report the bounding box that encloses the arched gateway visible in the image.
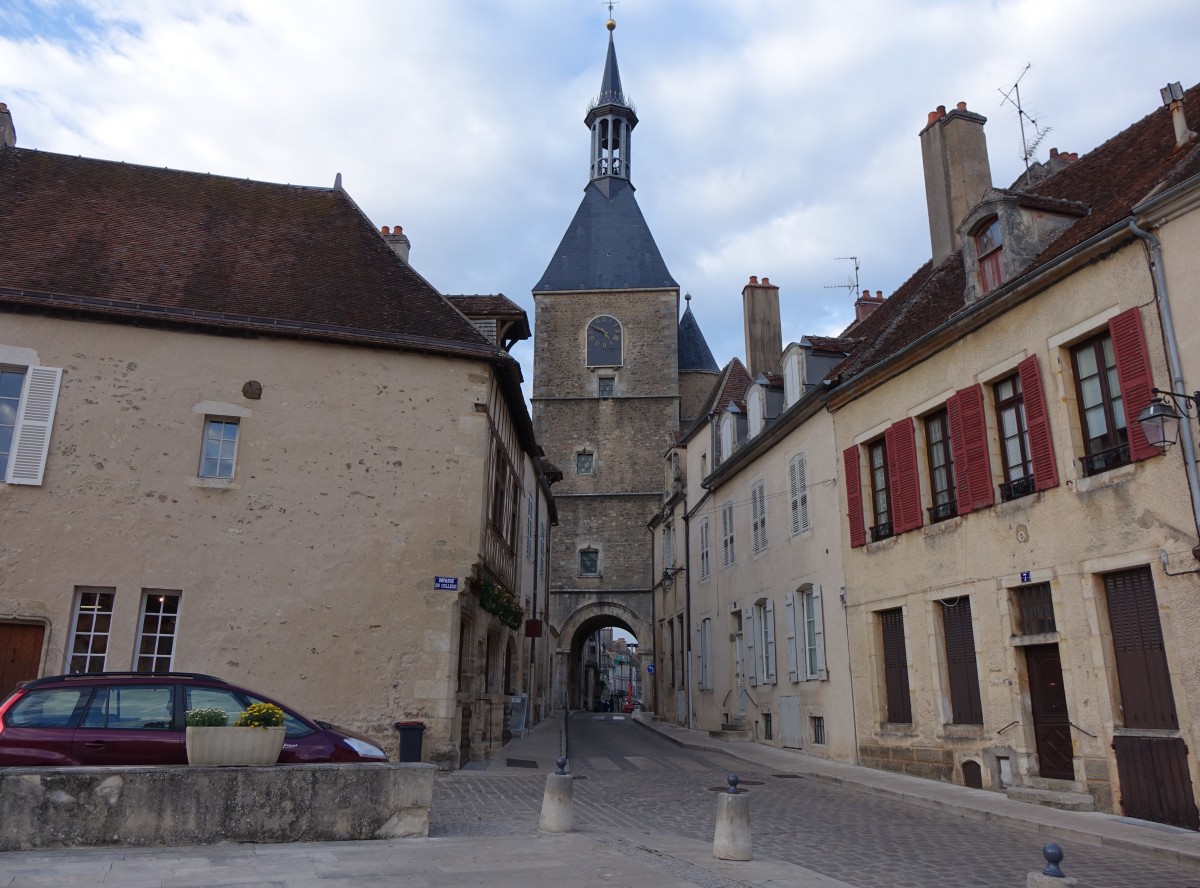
[554,599,653,711]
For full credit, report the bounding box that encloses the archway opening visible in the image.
[566,615,644,712]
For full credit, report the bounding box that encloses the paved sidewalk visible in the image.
[631,712,1200,874]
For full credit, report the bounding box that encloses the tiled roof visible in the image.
[833,81,1200,385]
[446,294,526,317]
[803,335,855,354]
[680,358,753,443]
[0,148,495,359]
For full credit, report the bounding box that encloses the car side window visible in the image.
[247,695,315,738]
[7,688,90,728]
[185,687,246,725]
[82,686,174,730]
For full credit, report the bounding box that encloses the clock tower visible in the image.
[532,17,707,709]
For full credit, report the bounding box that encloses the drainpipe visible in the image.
[682,501,694,730]
[1128,220,1200,546]
[648,523,659,716]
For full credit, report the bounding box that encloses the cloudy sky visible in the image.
[3,0,1199,386]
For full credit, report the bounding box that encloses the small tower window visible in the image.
[974,217,1003,295]
[579,548,600,577]
[598,377,615,398]
[576,450,594,475]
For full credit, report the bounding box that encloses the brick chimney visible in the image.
[0,103,15,149]
[1161,82,1197,148]
[920,102,993,263]
[742,275,782,377]
[381,225,411,264]
[854,289,886,323]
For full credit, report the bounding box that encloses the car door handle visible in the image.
[84,741,106,748]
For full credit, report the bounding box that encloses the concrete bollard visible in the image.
[1026,843,1079,887]
[539,757,574,833]
[713,773,751,861]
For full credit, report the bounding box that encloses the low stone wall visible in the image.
[858,743,955,781]
[0,762,435,851]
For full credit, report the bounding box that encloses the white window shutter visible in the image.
[7,366,62,485]
[764,598,776,684]
[813,584,827,680]
[784,591,799,683]
[744,607,757,686]
[789,457,801,536]
[797,453,809,533]
[699,518,710,579]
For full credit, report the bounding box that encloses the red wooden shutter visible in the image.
[843,445,866,548]
[885,419,923,534]
[1018,354,1059,491]
[947,384,994,514]
[1109,308,1158,462]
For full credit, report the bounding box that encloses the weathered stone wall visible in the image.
[0,763,434,850]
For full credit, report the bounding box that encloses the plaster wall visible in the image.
[833,241,1200,810]
[0,314,496,759]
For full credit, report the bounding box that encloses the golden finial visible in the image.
[607,18,616,31]
[604,0,617,30]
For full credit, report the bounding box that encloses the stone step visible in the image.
[709,725,753,743]
[1006,786,1096,812]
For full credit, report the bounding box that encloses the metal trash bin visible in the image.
[394,721,425,762]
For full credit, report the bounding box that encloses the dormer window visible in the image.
[974,217,1003,294]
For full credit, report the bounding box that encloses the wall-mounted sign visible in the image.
[646,663,655,674]
[1020,571,1031,584]
[434,576,459,591]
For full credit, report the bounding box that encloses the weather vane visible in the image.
[604,0,618,17]
[997,64,1052,174]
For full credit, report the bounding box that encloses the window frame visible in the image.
[134,590,181,674]
[1071,332,1130,476]
[940,597,983,725]
[67,587,116,674]
[879,607,912,724]
[579,547,599,577]
[994,373,1034,501]
[0,366,25,479]
[924,409,957,523]
[1,362,63,486]
[199,416,240,480]
[598,376,615,398]
[575,449,594,475]
[974,216,1004,295]
[868,438,893,541]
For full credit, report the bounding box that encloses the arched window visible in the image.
[974,217,1003,294]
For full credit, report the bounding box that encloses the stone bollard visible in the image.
[713,773,752,861]
[539,757,574,834]
[1026,844,1079,887]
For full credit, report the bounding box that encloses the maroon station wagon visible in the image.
[0,672,389,766]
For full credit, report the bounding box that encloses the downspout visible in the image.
[648,523,659,716]
[1128,220,1200,545]
[530,483,540,714]
[683,500,693,730]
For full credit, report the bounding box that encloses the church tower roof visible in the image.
[534,18,676,293]
[678,296,718,371]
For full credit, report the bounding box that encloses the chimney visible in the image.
[742,275,782,377]
[920,101,993,263]
[854,289,886,323]
[1161,82,1197,148]
[0,103,15,149]
[381,225,411,264]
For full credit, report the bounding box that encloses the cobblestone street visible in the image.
[433,713,1200,888]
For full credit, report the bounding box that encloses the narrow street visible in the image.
[434,713,1200,888]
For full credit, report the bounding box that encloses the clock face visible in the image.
[587,316,622,366]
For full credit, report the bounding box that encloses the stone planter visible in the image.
[186,726,285,766]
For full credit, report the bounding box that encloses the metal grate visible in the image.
[811,715,826,745]
[1014,583,1055,635]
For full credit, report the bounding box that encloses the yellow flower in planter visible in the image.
[235,702,285,729]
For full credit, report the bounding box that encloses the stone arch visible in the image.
[556,600,653,712]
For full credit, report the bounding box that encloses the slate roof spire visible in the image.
[678,295,719,371]
[585,18,638,184]
[597,20,627,107]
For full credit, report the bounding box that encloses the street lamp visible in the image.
[661,565,684,590]
[1138,387,1200,451]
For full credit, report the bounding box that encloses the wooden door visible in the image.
[1,622,45,697]
[1025,644,1074,779]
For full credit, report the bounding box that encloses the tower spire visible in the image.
[586,17,638,183]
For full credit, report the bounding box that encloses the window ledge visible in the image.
[577,574,602,580]
[994,490,1041,515]
[187,477,240,490]
[941,723,987,740]
[865,535,898,554]
[922,515,964,537]
[1072,462,1136,494]
[1011,631,1060,647]
[878,723,918,737]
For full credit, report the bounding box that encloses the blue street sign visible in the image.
[1020,571,1031,584]
[646,663,655,674]
[434,576,459,591]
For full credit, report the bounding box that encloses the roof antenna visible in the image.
[823,256,861,300]
[998,64,1052,174]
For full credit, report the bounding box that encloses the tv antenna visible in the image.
[998,64,1052,173]
[823,256,861,299]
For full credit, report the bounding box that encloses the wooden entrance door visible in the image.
[0,622,45,697]
[1025,644,1074,779]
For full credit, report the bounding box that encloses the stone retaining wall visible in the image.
[0,762,435,851]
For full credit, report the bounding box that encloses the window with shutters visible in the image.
[664,523,675,568]
[788,452,809,535]
[698,618,713,690]
[698,516,711,580]
[721,501,736,567]
[994,373,1034,501]
[785,585,827,682]
[1103,566,1178,730]
[946,384,995,516]
[1,363,63,485]
[750,480,768,554]
[879,608,912,724]
[940,598,983,725]
[868,439,893,541]
[925,410,957,523]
